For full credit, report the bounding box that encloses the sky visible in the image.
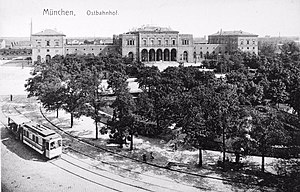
[0,0,300,38]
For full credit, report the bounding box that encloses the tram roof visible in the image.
[23,123,58,138]
[9,115,31,125]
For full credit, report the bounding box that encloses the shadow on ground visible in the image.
[1,127,47,162]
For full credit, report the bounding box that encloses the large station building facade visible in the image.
[31,26,258,64]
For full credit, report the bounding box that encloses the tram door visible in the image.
[42,139,47,156]
[44,141,49,158]
[19,125,23,141]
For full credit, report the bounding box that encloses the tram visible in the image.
[7,116,62,159]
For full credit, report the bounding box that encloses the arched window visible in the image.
[46,55,51,63]
[171,49,177,61]
[183,51,188,62]
[164,49,170,61]
[141,49,148,62]
[128,52,134,60]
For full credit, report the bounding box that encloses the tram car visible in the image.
[7,116,62,159]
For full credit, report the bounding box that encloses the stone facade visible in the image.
[31,29,65,63]
[208,30,258,54]
[31,27,259,64]
[118,26,194,63]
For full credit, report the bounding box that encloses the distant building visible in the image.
[31,29,66,63]
[31,29,117,64]
[0,39,5,49]
[208,30,259,54]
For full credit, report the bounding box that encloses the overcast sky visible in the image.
[0,0,299,38]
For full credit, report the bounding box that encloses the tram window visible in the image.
[50,142,56,150]
[46,142,49,150]
[58,140,62,147]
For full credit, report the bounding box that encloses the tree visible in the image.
[80,55,107,139]
[107,71,136,149]
[180,85,218,167]
[58,54,87,127]
[25,55,65,118]
[250,110,289,172]
[136,66,165,131]
[212,82,241,169]
[259,42,277,57]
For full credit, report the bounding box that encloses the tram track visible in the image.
[62,149,192,192]
[1,97,200,192]
[1,96,266,191]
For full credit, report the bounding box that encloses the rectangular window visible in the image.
[253,47,255,49]
[143,39,146,45]
[247,40,249,44]
[47,49,49,52]
[46,41,50,46]
[50,141,56,150]
[36,137,39,143]
[182,40,189,45]
[55,42,59,46]
[150,39,154,45]
[58,140,62,147]
[172,39,176,45]
[165,40,168,45]
[158,40,161,45]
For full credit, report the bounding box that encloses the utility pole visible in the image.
[30,18,32,42]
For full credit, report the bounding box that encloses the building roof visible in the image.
[32,29,65,36]
[210,30,258,37]
[128,25,179,33]
[193,37,207,44]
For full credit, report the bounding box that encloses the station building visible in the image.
[117,26,194,63]
[31,27,258,64]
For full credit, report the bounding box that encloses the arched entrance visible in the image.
[183,51,188,62]
[128,52,134,61]
[171,49,177,61]
[141,49,148,62]
[164,49,170,61]
[46,55,51,63]
[156,49,162,61]
[149,49,155,62]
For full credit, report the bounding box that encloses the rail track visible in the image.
[1,96,204,192]
[1,95,271,191]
